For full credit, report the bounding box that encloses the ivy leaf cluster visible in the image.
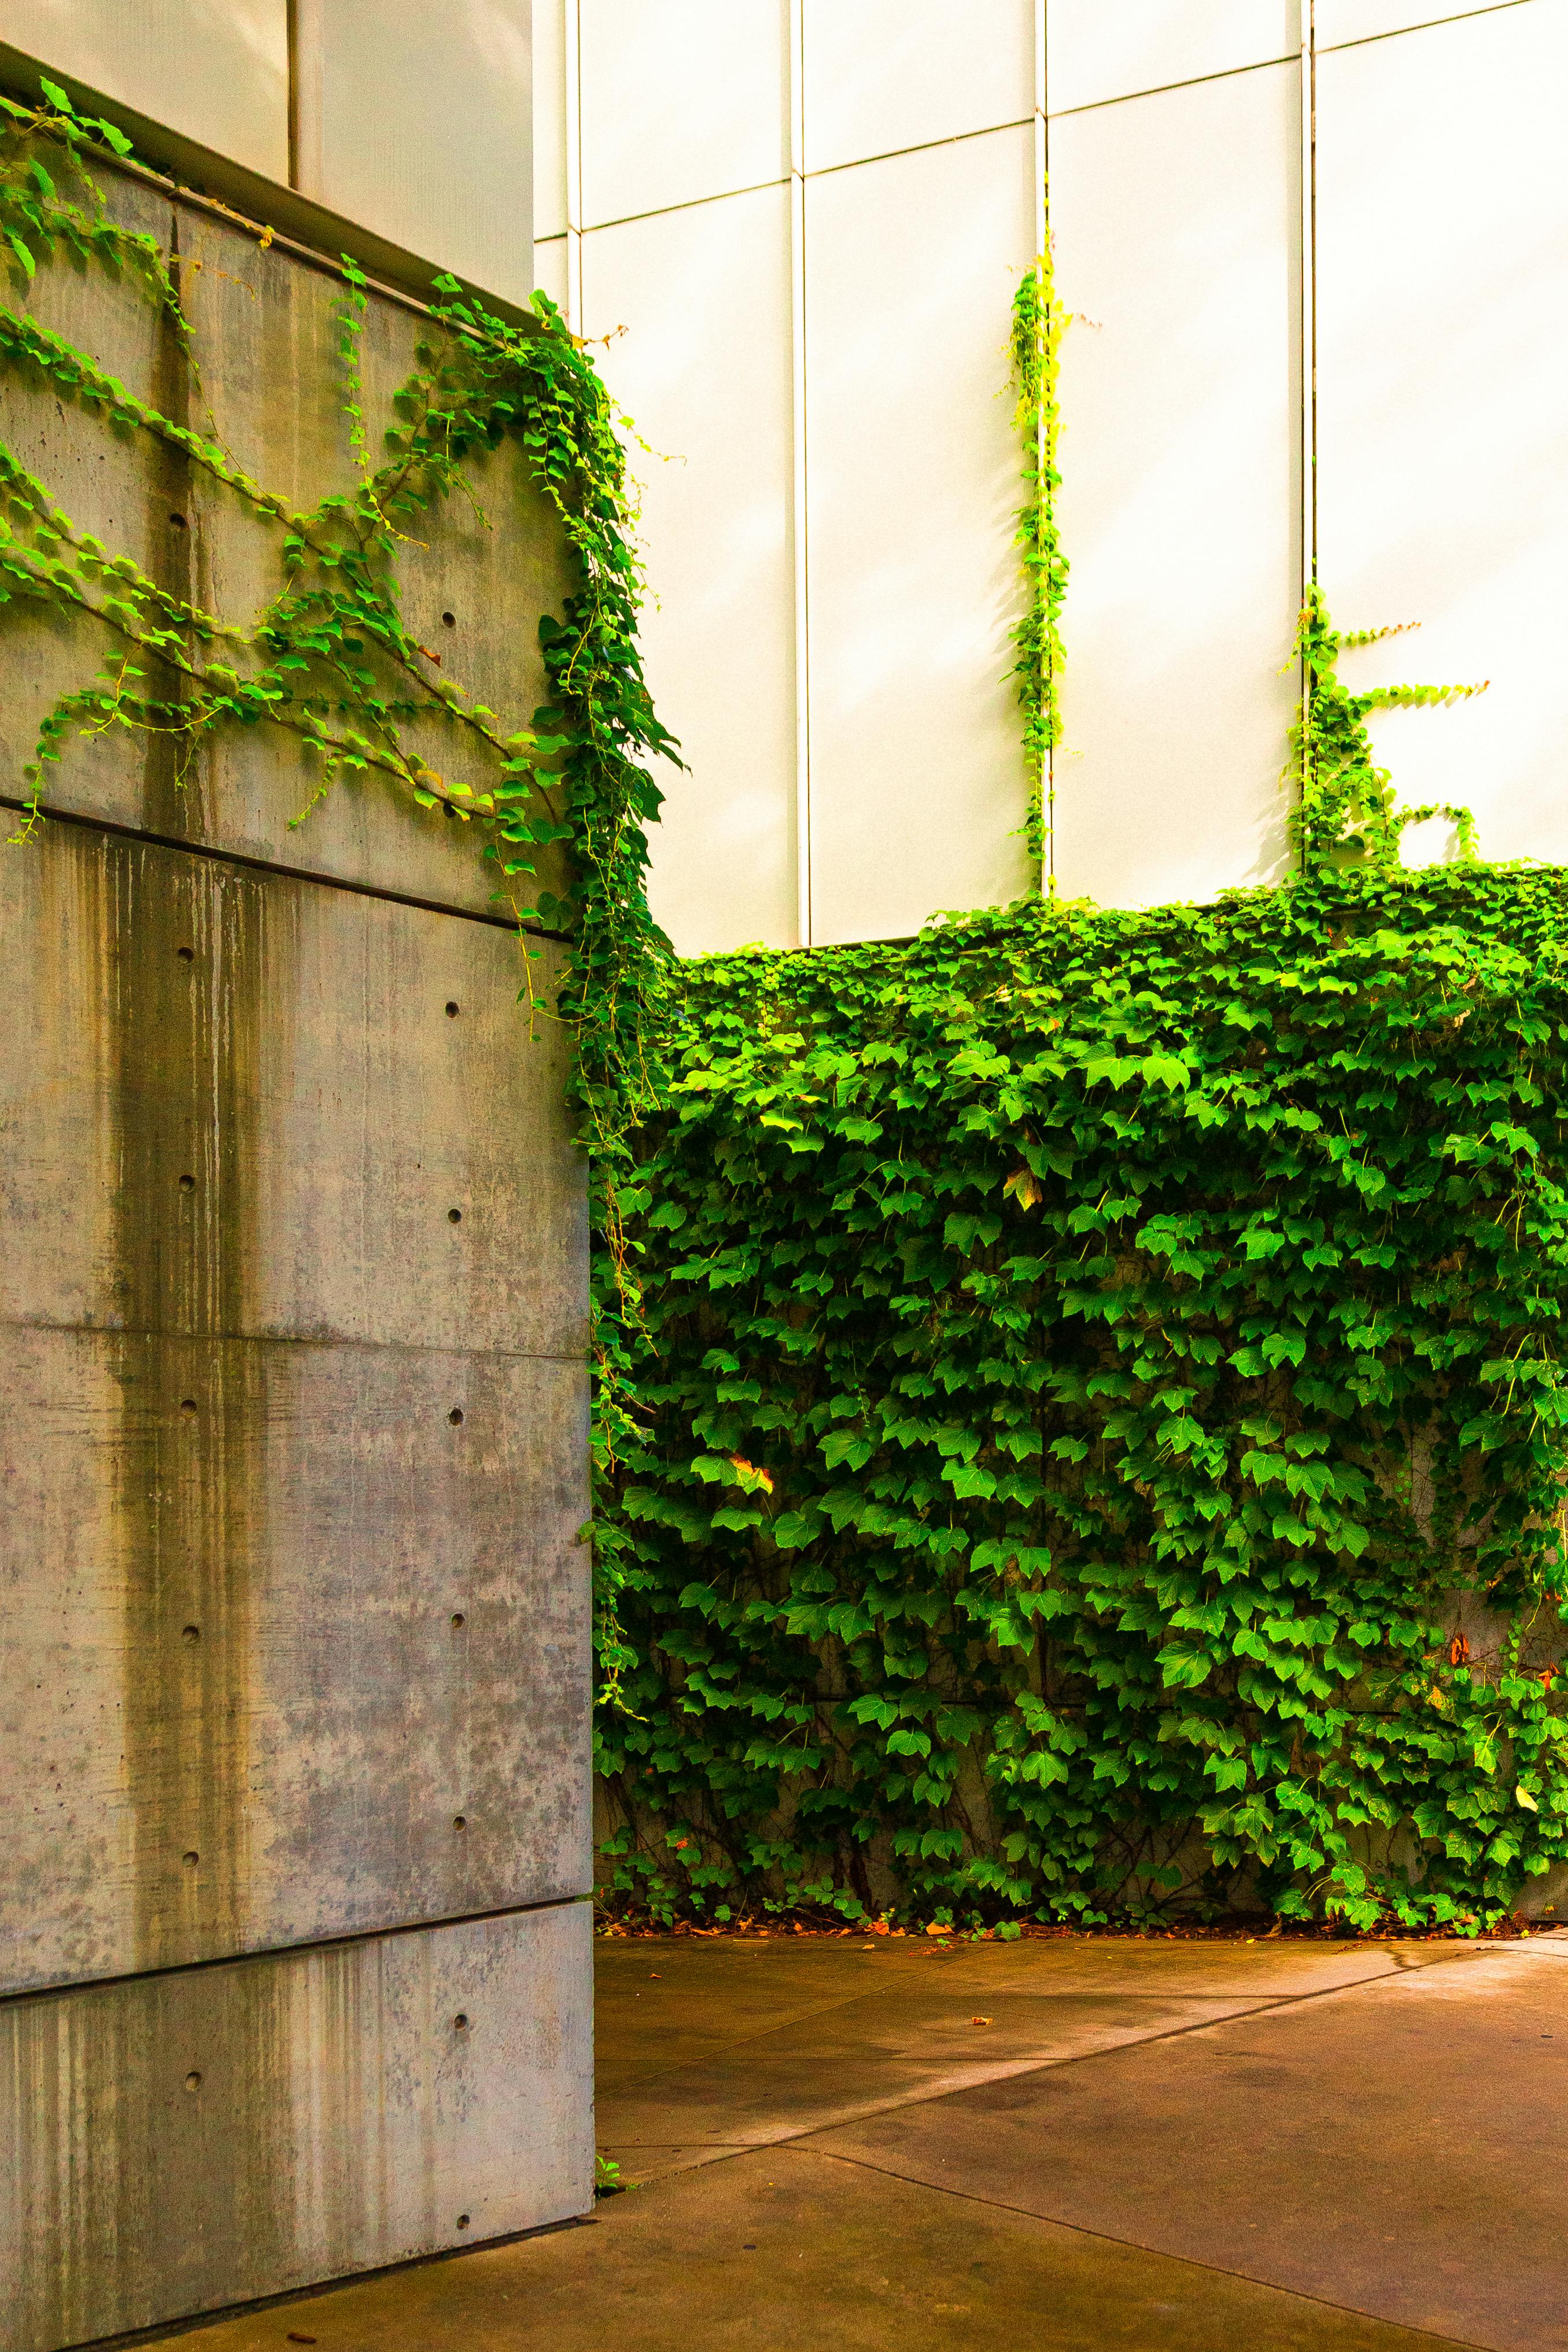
[0,93,675,1704]
[599,858,1568,1933]
[1008,238,1068,884]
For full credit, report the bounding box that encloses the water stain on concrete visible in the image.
[95,825,270,1973]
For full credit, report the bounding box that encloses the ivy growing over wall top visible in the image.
[0,77,673,1175]
[11,73,1568,1944]
[599,834,1568,1933]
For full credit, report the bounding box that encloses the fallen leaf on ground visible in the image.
[971,2015,994,2026]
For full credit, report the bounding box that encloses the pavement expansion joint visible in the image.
[785,2142,1495,2352]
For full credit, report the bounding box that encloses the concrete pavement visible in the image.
[138,1927,1568,2351]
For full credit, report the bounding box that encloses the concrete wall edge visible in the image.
[0,795,571,941]
[0,1893,596,2017]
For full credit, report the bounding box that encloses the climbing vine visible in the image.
[0,73,671,1069]
[1290,583,1486,868]
[594,282,1568,1937]
[598,828,1568,1935]
[1009,231,1069,888]
[0,80,674,1689]
[10,74,1568,1942]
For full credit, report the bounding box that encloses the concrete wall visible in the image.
[0,149,591,2349]
[536,0,1568,951]
[0,0,534,305]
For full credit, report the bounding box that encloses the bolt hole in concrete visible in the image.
[453,1816,467,1833]
[448,1207,463,1223]
[441,610,456,627]
[456,2214,470,2229]
[445,1000,460,1016]
[182,1624,200,1642]
[449,1407,464,1425]
[169,512,187,529]
[176,944,194,961]
[451,1612,466,1628]
[179,1173,195,1192]
[184,2071,201,2092]
[453,2013,468,2031]
[182,1850,198,1868]
[180,1398,197,1414]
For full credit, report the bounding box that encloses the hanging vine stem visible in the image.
[1009,211,1069,891]
[1289,582,1488,870]
[0,80,675,1708]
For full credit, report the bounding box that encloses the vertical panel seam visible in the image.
[285,0,300,189]
[790,0,811,949]
[565,0,584,333]
[1303,0,1318,592]
[286,0,322,200]
[1036,0,1051,891]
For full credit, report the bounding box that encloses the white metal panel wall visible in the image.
[533,234,570,315]
[0,0,290,179]
[1044,1,1297,111]
[1316,0,1524,45]
[582,189,799,954]
[806,126,1037,943]
[802,0,1033,171]
[538,0,1568,949]
[1050,62,1302,908]
[1316,2,1568,865]
[578,0,788,222]
[555,1,1041,949]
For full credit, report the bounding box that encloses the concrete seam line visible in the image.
[0,1893,595,2011]
[0,797,569,939]
[0,1314,590,1369]
[788,2144,1494,2351]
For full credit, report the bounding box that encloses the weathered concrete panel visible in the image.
[0,1326,591,1993]
[0,820,585,1356]
[0,147,575,919]
[1,1900,595,2352]
[1,123,592,2342]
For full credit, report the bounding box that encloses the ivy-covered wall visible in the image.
[597,849,1568,1934]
